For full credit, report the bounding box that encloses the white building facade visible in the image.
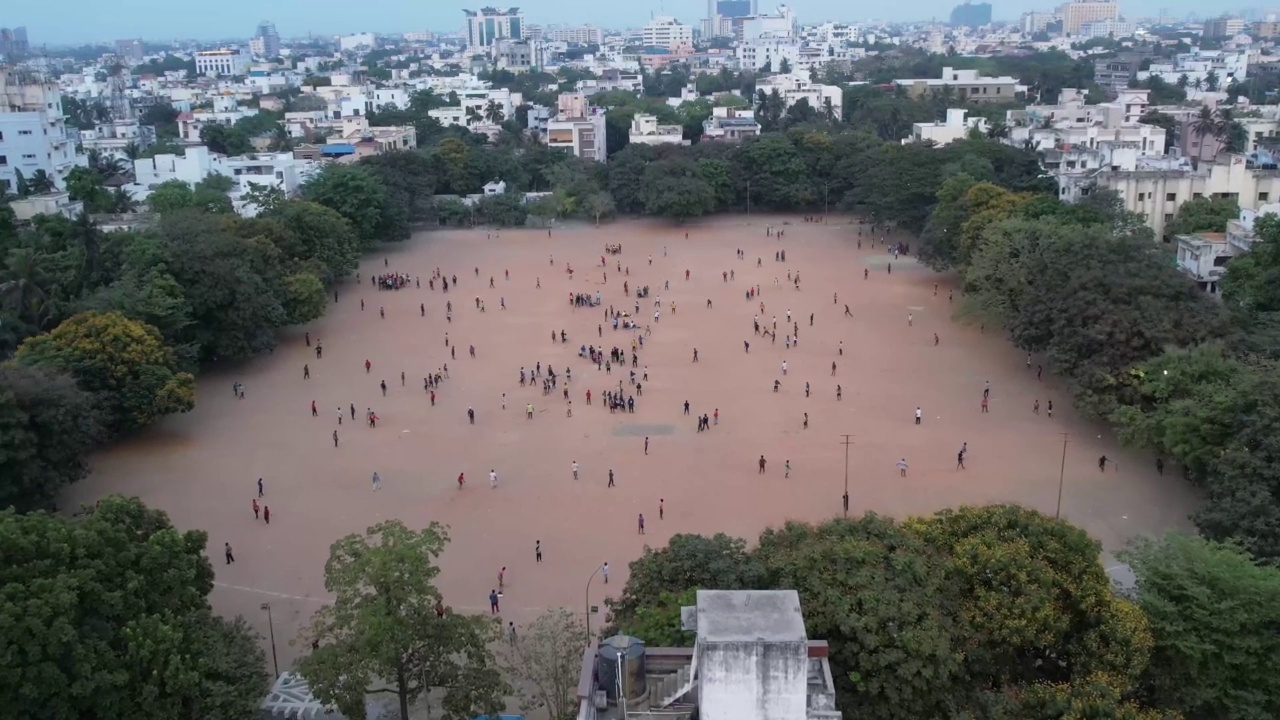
[0,68,85,194]
[195,48,252,77]
[641,17,694,50]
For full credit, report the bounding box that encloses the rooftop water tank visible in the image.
[596,634,647,702]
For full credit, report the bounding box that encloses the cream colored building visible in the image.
[641,16,693,50]
[1097,154,1280,238]
[628,113,688,146]
[904,108,987,146]
[1058,0,1118,36]
[893,66,1021,104]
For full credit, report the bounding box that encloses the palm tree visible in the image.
[1190,106,1219,165]
[1205,70,1220,93]
[0,248,55,332]
[821,97,837,122]
[28,170,55,195]
[123,142,142,161]
[465,106,483,126]
[483,100,505,124]
[986,121,1010,140]
[1190,77,1204,99]
[1176,74,1190,90]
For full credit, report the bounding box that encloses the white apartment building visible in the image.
[546,25,604,44]
[338,33,377,53]
[546,93,607,162]
[741,4,798,41]
[736,38,802,72]
[1138,48,1250,87]
[905,108,988,146]
[0,68,85,194]
[195,48,251,77]
[78,120,156,161]
[1080,18,1138,38]
[132,145,318,216]
[629,114,688,146]
[577,68,644,96]
[1019,11,1057,33]
[464,8,524,52]
[894,66,1022,104]
[641,17,693,50]
[702,106,761,142]
[754,73,843,119]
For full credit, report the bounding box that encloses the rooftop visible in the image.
[696,589,806,643]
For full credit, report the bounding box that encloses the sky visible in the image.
[9,0,1234,46]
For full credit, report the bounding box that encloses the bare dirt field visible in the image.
[65,215,1199,668]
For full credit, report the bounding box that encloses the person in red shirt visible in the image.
[263,506,271,524]
[252,498,259,520]
[457,472,465,488]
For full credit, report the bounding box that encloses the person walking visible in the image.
[785,460,791,478]
[258,478,264,497]
[659,498,664,520]
[758,455,767,473]
[608,469,615,487]
[381,380,387,396]
[572,461,579,480]
[638,513,645,534]
[644,437,649,454]
[304,364,310,379]
[956,450,966,470]
[915,407,922,425]
[372,472,381,491]
[252,498,259,520]
[498,567,506,592]
[602,562,610,584]
[489,589,500,614]
[490,469,499,488]
[263,505,271,524]
[897,458,908,477]
[333,429,339,447]
[225,542,235,565]
[1156,457,1164,475]
[1098,455,1108,472]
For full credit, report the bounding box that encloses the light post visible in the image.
[1055,433,1069,519]
[585,562,605,645]
[261,602,279,679]
[746,180,751,215]
[824,182,830,216]
[839,434,853,517]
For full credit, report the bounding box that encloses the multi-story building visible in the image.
[629,114,688,146]
[702,106,761,142]
[0,68,86,195]
[1251,21,1280,38]
[115,39,145,63]
[576,68,644,96]
[545,25,604,44]
[251,21,282,58]
[1093,52,1148,95]
[338,33,376,53]
[546,92,607,162]
[893,66,1021,104]
[735,37,802,72]
[0,27,28,59]
[1203,16,1246,38]
[950,2,993,28]
[492,39,545,72]
[1138,48,1250,90]
[79,120,157,161]
[755,73,843,118]
[741,4,797,41]
[195,48,252,77]
[573,590,841,720]
[464,7,525,52]
[132,145,319,216]
[905,108,988,146]
[1019,11,1057,33]
[1058,0,1119,36]
[1080,18,1138,38]
[641,17,694,50]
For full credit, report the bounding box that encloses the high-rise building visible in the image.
[1203,16,1245,37]
[642,16,694,50]
[706,0,757,37]
[115,39,145,63]
[0,27,28,59]
[0,67,87,194]
[1058,0,1119,36]
[950,2,993,28]
[252,20,282,58]
[463,7,524,52]
[195,48,252,76]
[545,25,604,44]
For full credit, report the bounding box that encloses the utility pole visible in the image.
[839,434,853,517]
[746,179,751,214]
[1055,432,1069,519]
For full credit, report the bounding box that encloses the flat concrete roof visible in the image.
[696,589,806,643]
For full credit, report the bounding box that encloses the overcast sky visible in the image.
[10,0,1227,46]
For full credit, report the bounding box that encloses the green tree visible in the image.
[302,164,394,249]
[199,124,253,156]
[0,364,102,511]
[146,179,197,214]
[15,310,195,434]
[641,158,718,219]
[497,608,586,720]
[606,533,765,635]
[261,200,360,284]
[282,272,326,324]
[1167,196,1239,236]
[299,520,507,720]
[0,496,269,719]
[1120,533,1280,720]
[755,515,965,720]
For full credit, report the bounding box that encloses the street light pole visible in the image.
[1055,433,1069,519]
[839,434,853,517]
[585,562,604,645]
[824,182,830,216]
[261,602,279,679]
[746,180,751,215]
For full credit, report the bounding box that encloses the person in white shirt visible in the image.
[897,459,908,477]
[490,469,498,488]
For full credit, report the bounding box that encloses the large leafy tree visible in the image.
[300,521,507,720]
[259,201,359,284]
[754,515,965,720]
[0,496,269,719]
[1166,196,1239,237]
[1120,533,1280,720]
[15,310,194,434]
[0,364,102,511]
[302,164,395,249]
[497,608,586,720]
[906,505,1153,691]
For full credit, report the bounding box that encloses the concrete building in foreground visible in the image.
[547,92,607,162]
[576,590,840,720]
[0,67,86,194]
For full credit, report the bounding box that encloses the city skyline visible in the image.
[5,0,1257,46]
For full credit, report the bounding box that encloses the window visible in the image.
[18,129,32,136]
[1165,192,1176,201]
[1261,192,1271,202]
[21,154,36,160]
[1193,192,1203,199]
[0,155,6,166]
[1164,213,1173,222]
[1137,192,1145,201]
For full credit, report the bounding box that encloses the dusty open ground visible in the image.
[65,215,1199,668]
